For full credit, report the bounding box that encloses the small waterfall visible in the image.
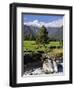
[43,59,54,73]
[52,60,58,73]
[23,53,63,75]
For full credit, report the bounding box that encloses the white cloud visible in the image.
[45,19,63,27]
[32,20,38,23]
[24,20,41,27]
[24,18,63,27]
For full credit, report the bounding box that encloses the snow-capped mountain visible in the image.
[23,18,63,41]
[24,18,63,28]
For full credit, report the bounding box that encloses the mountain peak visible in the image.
[24,18,63,28]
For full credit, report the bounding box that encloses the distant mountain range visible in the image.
[23,24,63,41]
[24,18,63,28]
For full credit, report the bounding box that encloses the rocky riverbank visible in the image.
[23,53,63,76]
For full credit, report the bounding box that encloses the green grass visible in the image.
[23,40,63,58]
[23,40,62,52]
[23,41,38,51]
[47,41,60,46]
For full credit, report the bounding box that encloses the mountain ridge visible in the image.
[23,25,63,41]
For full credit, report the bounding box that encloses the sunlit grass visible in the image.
[48,48,63,58]
[23,40,62,52]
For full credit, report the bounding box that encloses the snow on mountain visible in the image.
[45,19,63,27]
[24,18,63,28]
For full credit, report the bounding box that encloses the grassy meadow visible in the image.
[23,40,63,58]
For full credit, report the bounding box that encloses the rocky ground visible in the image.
[23,54,63,76]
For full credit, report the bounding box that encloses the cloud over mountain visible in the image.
[24,18,63,28]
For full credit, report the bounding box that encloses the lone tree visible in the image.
[36,25,49,47]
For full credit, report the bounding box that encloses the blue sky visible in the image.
[23,14,64,23]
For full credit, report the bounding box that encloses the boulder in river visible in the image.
[52,60,58,73]
[42,59,54,74]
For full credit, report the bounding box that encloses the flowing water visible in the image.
[23,58,63,76]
